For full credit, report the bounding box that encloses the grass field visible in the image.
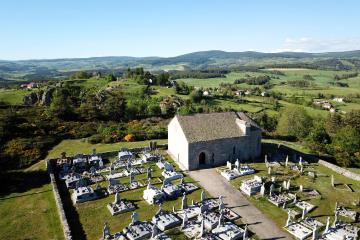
[46,139,168,159]
[0,161,64,240]
[0,88,29,105]
[227,161,360,228]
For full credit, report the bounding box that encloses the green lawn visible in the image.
[0,88,29,105]
[46,139,168,159]
[0,161,64,240]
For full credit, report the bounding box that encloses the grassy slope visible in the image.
[0,161,64,240]
[0,88,29,105]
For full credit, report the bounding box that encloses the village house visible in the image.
[168,112,262,170]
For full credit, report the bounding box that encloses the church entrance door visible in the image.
[199,152,206,165]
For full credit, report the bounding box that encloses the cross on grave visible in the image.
[226,161,232,170]
[103,222,110,239]
[325,217,330,233]
[331,175,335,187]
[260,183,266,196]
[181,193,187,210]
[285,155,289,166]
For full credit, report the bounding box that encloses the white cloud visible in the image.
[273,37,360,53]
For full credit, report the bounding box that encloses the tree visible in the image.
[48,90,75,120]
[277,107,312,139]
[306,121,330,153]
[343,110,360,133]
[189,89,203,103]
[78,94,100,120]
[156,72,170,86]
[101,92,126,121]
[325,113,343,136]
[330,126,360,167]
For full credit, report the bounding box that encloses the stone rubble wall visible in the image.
[47,160,73,240]
[75,143,168,159]
[318,159,360,181]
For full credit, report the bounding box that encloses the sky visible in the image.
[1,0,360,60]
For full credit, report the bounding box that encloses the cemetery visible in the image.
[225,151,360,240]
[50,138,359,240]
[51,145,251,240]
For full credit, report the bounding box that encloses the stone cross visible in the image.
[312,226,317,240]
[331,175,335,187]
[201,190,206,202]
[218,211,223,227]
[243,224,248,240]
[198,218,205,238]
[235,159,240,170]
[285,155,289,166]
[299,185,303,192]
[285,210,291,227]
[172,205,175,213]
[129,171,134,183]
[300,165,304,174]
[333,211,338,227]
[325,217,330,233]
[146,167,152,179]
[131,212,139,224]
[283,180,287,189]
[181,193,187,210]
[191,199,195,205]
[302,208,307,220]
[268,166,272,175]
[181,212,188,229]
[299,156,303,166]
[227,161,232,170]
[287,179,291,190]
[219,196,225,210]
[151,224,159,238]
[103,222,110,239]
[265,154,268,163]
[114,192,121,204]
[270,184,274,196]
[260,183,265,196]
[282,202,286,209]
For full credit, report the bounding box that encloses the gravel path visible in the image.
[188,168,292,240]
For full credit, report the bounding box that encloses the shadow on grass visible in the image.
[0,189,52,200]
[58,181,87,240]
[0,170,49,197]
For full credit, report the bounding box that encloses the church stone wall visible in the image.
[168,117,189,170]
[187,129,262,170]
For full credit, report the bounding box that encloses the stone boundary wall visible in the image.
[318,160,360,181]
[47,160,72,240]
[71,143,168,159]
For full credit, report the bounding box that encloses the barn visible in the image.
[168,112,262,170]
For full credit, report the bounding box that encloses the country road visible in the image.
[188,168,292,240]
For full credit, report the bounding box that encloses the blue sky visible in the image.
[1,0,360,60]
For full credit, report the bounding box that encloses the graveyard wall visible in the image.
[47,159,73,240]
[318,160,360,181]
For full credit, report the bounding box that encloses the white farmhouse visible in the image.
[168,112,262,170]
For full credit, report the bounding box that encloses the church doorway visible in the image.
[199,152,206,165]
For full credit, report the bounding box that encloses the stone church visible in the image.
[168,112,262,170]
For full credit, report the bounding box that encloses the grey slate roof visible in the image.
[175,112,260,143]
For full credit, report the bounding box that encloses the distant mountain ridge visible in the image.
[1,49,360,82]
